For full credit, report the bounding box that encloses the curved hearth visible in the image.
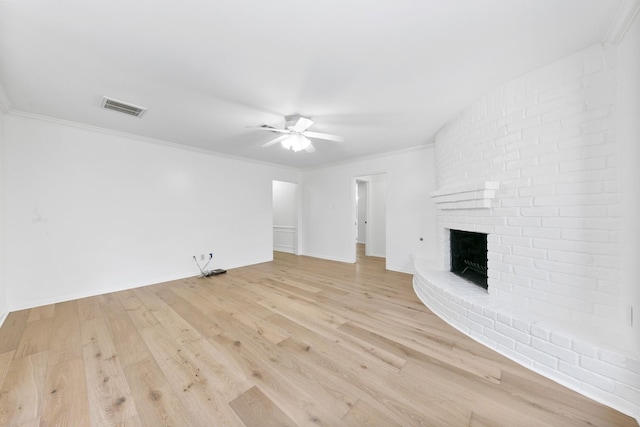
[412,258,639,420]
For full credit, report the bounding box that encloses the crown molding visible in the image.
[8,109,435,173]
[8,110,302,172]
[603,0,640,45]
[303,142,435,172]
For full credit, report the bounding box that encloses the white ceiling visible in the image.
[0,0,625,169]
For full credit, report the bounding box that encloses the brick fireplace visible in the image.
[413,43,639,418]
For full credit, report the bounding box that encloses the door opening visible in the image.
[272,180,298,255]
[353,173,386,262]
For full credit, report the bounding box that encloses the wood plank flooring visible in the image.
[0,246,636,426]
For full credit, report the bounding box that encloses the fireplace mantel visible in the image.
[431,181,499,210]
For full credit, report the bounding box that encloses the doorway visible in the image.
[356,179,368,260]
[353,173,387,261]
[356,180,368,245]
[272,180,298,254]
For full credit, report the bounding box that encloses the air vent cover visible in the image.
[101,96,146,117]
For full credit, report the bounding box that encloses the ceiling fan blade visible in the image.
[305,143,316,153]
[302,131,344,142]
[248,124,290,134]
[292,117,314,133]
[261,135,288,147]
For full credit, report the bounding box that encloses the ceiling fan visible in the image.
[252,114,344,153]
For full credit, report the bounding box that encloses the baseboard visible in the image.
[386,264,414,274]
[365,251,386,258]
[299,251,354,264]
[8,271,193,312]
[273,245,295,254]
[6,255,277,312]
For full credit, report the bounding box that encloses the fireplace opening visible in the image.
[450,229,488,289]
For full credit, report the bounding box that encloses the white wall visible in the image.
[0,112,7,325]
[617,11,640,355]
[4,114,300,310]
[300,147,437,273]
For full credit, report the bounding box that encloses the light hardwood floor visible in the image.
[0,246,636,426]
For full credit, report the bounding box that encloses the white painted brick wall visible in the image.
[423,44,640,419]
[434,44,623,333]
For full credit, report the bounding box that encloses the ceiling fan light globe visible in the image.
[281,134,311,152]
[281,137,293,150]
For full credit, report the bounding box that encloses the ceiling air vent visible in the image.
[101,96,147,117]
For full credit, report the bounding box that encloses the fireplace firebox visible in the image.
[450,230,488,289]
